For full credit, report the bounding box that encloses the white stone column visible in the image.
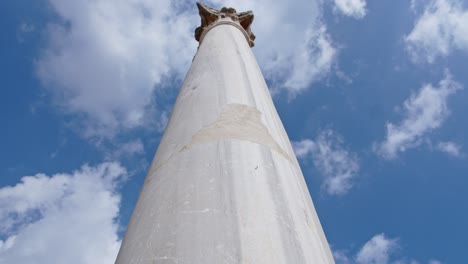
[115,3,335,264]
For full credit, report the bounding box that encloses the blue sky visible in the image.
[1,0,467,263]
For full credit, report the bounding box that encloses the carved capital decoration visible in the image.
[195,2,256,47]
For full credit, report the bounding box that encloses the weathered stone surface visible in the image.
[115,3,334,264]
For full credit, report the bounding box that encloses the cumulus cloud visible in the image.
[405,0,468,63]
[0,162,126,264]
[37,0,199,138]
[37,0,336,139]
[334,234,398,264]
[213,0,337,96]
[334,0,367,19]
[335,233,442,264]
[374,73,462,159]
[293,130,359,195]
[355,234,399,264]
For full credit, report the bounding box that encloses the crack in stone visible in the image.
[181,103,293,163]
[146,104,294,185]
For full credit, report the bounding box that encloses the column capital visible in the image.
[195,2,256,47]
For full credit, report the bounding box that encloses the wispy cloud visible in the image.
[436,141,463,157]
[334,0,367,19]
[293,130,359,195]
[405,0,468,63]
[0,162,126,264]
[16,21,35,43]
[110,139,145,159]
[374,73,462,159]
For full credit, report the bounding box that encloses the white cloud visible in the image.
[282,25,336,95]
[0,162,126,264]
[211,0,337,96]
[405,0,468,63]
[110,139,145,159]
[335,234,444,264]
[436,141,463,157]
[334,0,367,19]
[375,73,462,159]
[293,130,359,195]
[37,0,199,138]
[120,140,144,156]
[37,0,336,138]
[333,234,399,264]
[355,234,398,264]
[221,0,337,96]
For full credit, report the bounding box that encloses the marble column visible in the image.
[115,3,335,263]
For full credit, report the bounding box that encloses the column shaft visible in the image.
[116,23,334,264]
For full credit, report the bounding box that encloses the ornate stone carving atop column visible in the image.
[195,2,256,47]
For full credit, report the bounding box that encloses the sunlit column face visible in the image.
[115,3,335,264]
